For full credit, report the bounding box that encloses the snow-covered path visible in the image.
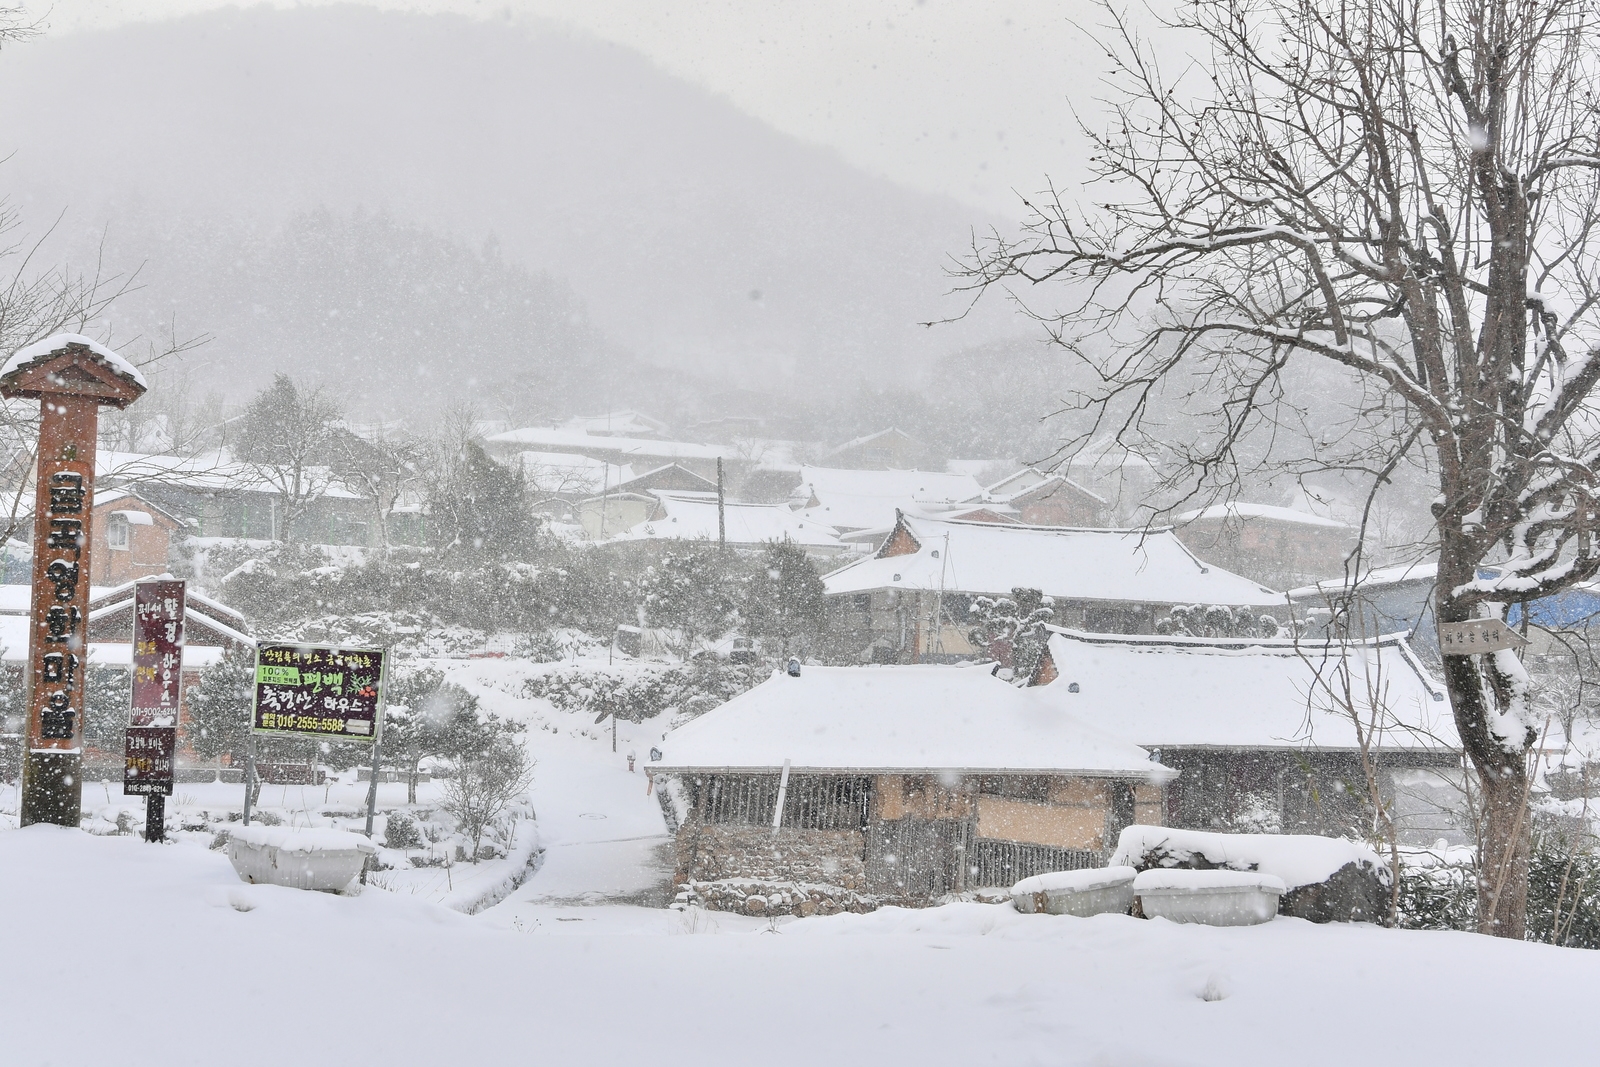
[433,657,675,909]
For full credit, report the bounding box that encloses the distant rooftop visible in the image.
[1031,628,1456,751]
[1175,501,1350,529]
[823,514,1283,607]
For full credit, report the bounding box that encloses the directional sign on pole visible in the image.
[1438,618,1529,655]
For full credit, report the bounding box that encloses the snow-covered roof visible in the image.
[0,584,116,615]
[0,614,228,667]
[560,410,668,438]
[94,451,362,499]
[653,663,1169,777]
[794,466,985,530]
[515,451,632,495]
[822,427,919,455]
[822,514,1284,606]
[1288,559,1439,600]
[485,426,724,461]
[1030,629,1457,751]
[89,576,250,628]
[1175,501,1350,529]
[1,333,148,390]
[615,491,844,549]
[985,468,1107,506]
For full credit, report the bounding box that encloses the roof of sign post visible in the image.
[251,642,389,743]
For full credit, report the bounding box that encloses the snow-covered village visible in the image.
[3,2,1600,1064]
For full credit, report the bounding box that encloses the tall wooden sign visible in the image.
[0,335,146,828]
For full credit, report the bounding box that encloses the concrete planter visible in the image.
[227,826,377,893]
[1133,869,1284,926]
[1012,866,1137,917]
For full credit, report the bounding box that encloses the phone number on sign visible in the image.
[257,712,362,734]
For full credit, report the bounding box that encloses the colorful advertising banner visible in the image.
[252,643,387,744]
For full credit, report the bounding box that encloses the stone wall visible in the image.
[676,824,868,892]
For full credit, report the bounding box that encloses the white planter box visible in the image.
[1133,869,1285,926]
[1012,866,1137,917]
[228,826,377,893]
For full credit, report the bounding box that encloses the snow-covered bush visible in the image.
[967,587,1053,680]
[384,811,424,850]
[1156,604,1282,639]
[524,659,768,723]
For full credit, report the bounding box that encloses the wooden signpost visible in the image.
[1438,618,1529,656]
[0,335,146,828]
[124,580,186,841]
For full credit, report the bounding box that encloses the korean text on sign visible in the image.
[251,643,387,744]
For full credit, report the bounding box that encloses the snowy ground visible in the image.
[5,654,1600,1064]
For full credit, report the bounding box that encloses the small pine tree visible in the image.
[968,587,1054,680]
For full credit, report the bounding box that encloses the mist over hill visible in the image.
[0,4,1021,413]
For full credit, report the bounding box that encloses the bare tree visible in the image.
[963,0,1600,938]
[234,374,342,542]
[333,422,422,554]
[440,738,534,863]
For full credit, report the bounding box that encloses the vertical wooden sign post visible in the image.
[124,580,186,841]
[0,335,146,828]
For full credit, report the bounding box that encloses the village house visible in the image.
[0,579,253,774]
[982,467,1109,526]
[1027,628,1463,841]
[791,466,988,533]
[653,663,1171,907]
[821,513,1284,663]
[1174,501,1356,588]
[559,410,670,439]
[609,489,851,557]
[483,425,727,481]
[574,464,719,539]
[1289,559,1440,656]
[88,487,186,585]
[819,428,929,470]
[94,450,387,547]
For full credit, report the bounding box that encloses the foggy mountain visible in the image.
[0,4,1021,410]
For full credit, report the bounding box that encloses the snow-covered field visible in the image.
[4,655,1600,1066]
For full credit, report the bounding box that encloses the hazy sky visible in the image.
[24,0,1125,214]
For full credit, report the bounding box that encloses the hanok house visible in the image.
[1174,501,1355,588]
[790,466,988,533]
[822,513,1284,663]
[654,664,1171,908]
[1028,628,1464,842]
[981,467,1109,527]
[574,463,719,539]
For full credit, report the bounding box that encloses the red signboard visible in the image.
[123,725,176,796]
[124,579,184,797]
[131,580,185,727]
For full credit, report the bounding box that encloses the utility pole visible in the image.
[716,456,726,550]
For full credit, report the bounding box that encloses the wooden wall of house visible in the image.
[1159,747,1461,840]
[823,589,1171,665]
[675,770,1162,902]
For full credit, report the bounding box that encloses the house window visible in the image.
[107,514,130,550]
